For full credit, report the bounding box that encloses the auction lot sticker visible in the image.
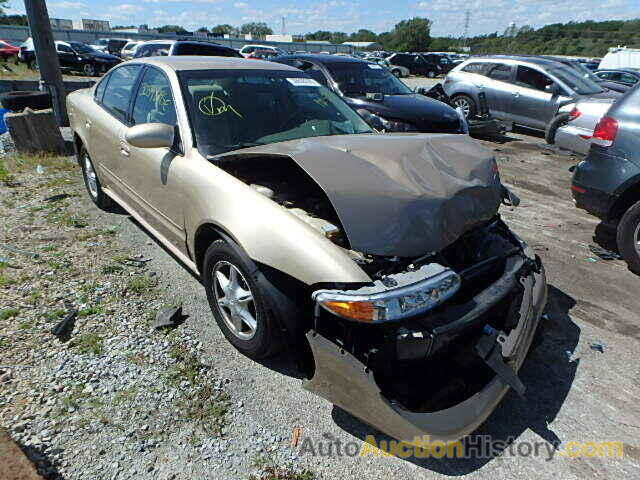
[287,78,322,87]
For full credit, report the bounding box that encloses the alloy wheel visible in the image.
[453,97,471,117]
[212,261,258,340]
[84,155,98,199]
[83,63,96,76]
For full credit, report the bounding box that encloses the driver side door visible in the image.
[510,65,569,129]
[119,66,186,250]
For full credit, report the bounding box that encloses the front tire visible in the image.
[203,240,282,359]
[451,94,477,118]
[80,147,115,210]
[83,63,96,76]
[617,200,640,275]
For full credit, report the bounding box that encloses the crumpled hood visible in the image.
[224,133,503,257]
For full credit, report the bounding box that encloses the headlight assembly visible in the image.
[313,263,461,323]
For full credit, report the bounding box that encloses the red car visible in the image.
[0,40,19,61]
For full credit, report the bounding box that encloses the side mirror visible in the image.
[125,123,174,149]
[415,87,428,95]
[545,83,560,95]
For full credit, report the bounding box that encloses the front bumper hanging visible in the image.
[303,256,547,443]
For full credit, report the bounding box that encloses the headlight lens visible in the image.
[313,264,461,323]
[357,109,418,132]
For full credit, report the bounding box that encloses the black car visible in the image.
[272,54,463,133]
[572,83,640,274]
[55,41,121,76]
[385,53,441,77]
[594,69,640,88]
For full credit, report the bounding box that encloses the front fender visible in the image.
[182,156,371,286]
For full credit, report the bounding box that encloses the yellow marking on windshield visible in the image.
[198,94,243,119]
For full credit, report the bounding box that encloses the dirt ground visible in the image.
[1,117,639,478]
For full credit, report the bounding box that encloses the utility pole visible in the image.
[23,0,68,126]
[463,9,470,50]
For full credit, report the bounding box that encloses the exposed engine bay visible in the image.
[215,153,543,418]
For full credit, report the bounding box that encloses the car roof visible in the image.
[131,56,300,72]
[276,53,366,64]
[467,55,569,68]
[598,68,640,74]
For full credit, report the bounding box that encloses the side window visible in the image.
[462,62,489,75]
[132,67,177,126]
[596,71,611,80]
[297,62,328,86]
[94,74,110,102]
[515,66,553,91]
[243,46,255,54]
[174,43,236,57]
[619,73,638,84]
[101,65,142,123]
[487,63,512,82]
[57,44,73,53]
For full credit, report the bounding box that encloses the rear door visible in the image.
[482,62,517,121]
[89,64,143,193]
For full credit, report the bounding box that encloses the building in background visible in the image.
[112,25,158,35]
[50,18,73,30]
[72,19,111,31]
[266,34,303,43]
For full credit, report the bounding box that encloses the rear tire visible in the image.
[545,112,570,145]
[83,63,96,76]
[617,200,640,275]
[79,146,115,211]
[427,70,436,78]
[203,240,283,360]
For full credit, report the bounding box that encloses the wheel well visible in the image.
[73,133,84,163]
[611,182,640,220]
[193,224,224,274]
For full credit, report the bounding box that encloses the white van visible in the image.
[599,47,640,70]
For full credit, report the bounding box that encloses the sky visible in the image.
[5,0,640,37]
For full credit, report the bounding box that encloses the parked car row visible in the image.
[67,55,547,445]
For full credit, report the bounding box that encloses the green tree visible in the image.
[157,25,188,34]
[240,22,273,37]
[349,29,377,42]
[387,17,432,52]
[196,26,209,33]
[211,24,235,35]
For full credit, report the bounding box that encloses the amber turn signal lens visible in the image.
[321,301,376,322]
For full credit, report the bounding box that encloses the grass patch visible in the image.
[113,386,138,405]
[0,153,74,176]
[0,308,20,321]
[70,333,104,355]
[178,385,230,436]
[78,305,105,317]
[44,309,66,321]
[101,264,124,274]
[126,275,155,294]
[0,272,16,287]
[166,342,209,386]
[249,459,316,480]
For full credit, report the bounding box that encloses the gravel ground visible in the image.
[2,121,640,479]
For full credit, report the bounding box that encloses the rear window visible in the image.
[486,63,512,82]
[100,65,142,123]
[173,43,241,57]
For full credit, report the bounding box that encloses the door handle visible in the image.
[119,141,130,157]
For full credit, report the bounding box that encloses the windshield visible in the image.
[70,42,95,54]
[325,61,413,96]
[568,61,603,84]
[179,69,373,157]
[548,66,603,95]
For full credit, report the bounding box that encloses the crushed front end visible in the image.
[304,218,547,443]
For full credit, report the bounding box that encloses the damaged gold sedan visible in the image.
[67,56,547,443]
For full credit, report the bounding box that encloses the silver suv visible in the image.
[444,56,619,130]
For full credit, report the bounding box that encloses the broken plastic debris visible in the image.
[43,193,70,203]
[36,165,45,174]
[0,244,39,259]
[51,309,78,340]
[586,257,598,263]
[589,342,605,353]
[152,305,186,330]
